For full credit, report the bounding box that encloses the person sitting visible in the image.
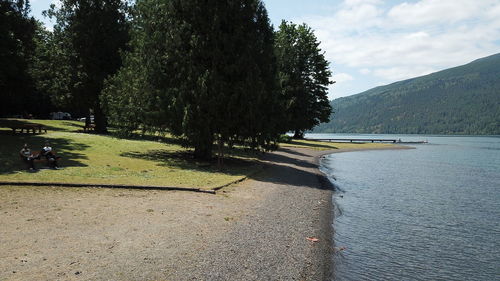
[41,141,61,169]
[19,144,36,171]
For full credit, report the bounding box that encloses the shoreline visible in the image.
[313,144,413,280]
[0,144,405,280]
[311,145,415,280]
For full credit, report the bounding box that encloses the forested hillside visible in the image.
[315,53,500,135]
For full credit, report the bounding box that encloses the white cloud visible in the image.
[51,0,62,8]
[360,68,371,75]
[405,32,429,40]
[335,3,382,28]
[333,73,354,83]
[486,2,500,19]
[387,0,482,26]
[303,0,500,83]
[344,0,382,7]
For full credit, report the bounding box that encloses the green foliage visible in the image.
[28,22,63,115]
[315,53,500,135]
[275,21,333,138]
[0,0,39,116]
[278,134,292,143]
[103,0,283,159]
[45,0,130,132]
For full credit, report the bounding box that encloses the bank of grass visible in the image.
[280,139,396,150]
[0,119,260,190]
[0,119,398,190]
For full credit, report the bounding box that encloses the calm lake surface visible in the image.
[313,134,500,281]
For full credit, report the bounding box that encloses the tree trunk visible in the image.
[85,115,91,127]
[293,130,304,139]
[194,141,213,160]
[93,106,108,134]
[217,137,224,170]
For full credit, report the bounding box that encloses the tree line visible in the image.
[1,0,333,159]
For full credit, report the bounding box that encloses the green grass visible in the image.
[0,119,260,190]
[0,119,398,190]
[280,139,396,150]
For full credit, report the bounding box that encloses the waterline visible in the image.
[320,135,500,281]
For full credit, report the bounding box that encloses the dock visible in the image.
[306,138,428,144]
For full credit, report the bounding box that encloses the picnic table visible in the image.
[10,124,47,134]
[82,124,96,132]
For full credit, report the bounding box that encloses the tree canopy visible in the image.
[46,0,130,132]
[0,0,38,116]
[275,21,333,138]
[103,0,284,159]
[1,0,334,160]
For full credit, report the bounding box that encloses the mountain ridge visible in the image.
[314,53,500,135]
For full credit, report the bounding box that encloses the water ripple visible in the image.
[325,136,500,281]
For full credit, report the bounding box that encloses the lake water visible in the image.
[314,134,500,281]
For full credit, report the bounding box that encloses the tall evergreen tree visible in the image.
[46,0,129,132]
[104,0,283,159]
[275,21,333,138]
[28,22,61,116]
[0,0,37,116]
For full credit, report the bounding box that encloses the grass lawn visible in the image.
[0,119,260,190]
[0,119,398,190]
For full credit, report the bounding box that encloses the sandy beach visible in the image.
[0,145,405,280]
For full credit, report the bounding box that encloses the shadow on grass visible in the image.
[0,119,81,132]
[122,146,334,191]
[61,121,87,131]
[109,131,186,147]
[121,149,259,177]
[0,132,90,175]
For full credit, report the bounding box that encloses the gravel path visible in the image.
[174,147,335,281]
[0,147,334,281]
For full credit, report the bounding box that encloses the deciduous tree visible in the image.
[275,21,333,139]
[46,0,129,132]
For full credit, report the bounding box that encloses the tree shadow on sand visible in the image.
[278,147,314,157]
[246,148,335,190]
[0,132,90,175]
[249,161,333,190]
[122,147,334,191]
[263,150,318,169]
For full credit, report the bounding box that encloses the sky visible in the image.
[29,0,500,100]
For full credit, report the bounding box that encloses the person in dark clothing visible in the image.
[41,141,61,169]
[19,144,36,170]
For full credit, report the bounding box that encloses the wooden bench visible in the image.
[10,124,47,134]
[21,151,61,168]
[82,124,96,132]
